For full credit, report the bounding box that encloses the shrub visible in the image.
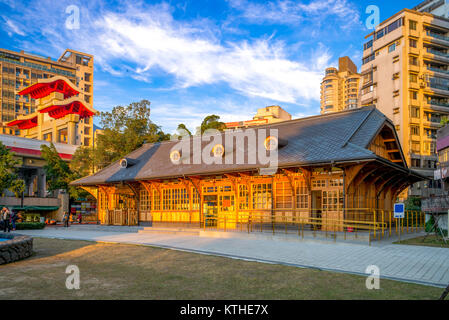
[15,222,45,230]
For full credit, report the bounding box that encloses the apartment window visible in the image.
[388,43,396,53]
[409,56,419,66]
[424,160,437,169]
[410,39,417,48]
[410,125,420,136]
[84,73,91,82]
[362,53,375,65]
[411,158,421,168]
[426,128,437,139]
[410,73,418,83]
[411,141,420,153]
[409,20,417,31]
[411,106,420,118]
[410,91,418,100]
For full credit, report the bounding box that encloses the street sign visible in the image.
[394,203,405,219]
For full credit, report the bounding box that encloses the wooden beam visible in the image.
[344,163,367,193]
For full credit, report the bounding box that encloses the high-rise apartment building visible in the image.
[320,56,361,114]
[0,48,94,146]
[360,7,449,196]
[414,0,449,17]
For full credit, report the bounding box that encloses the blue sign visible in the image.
[394,203,405,218]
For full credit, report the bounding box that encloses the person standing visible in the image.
[63,211,70,228]
[2,208,11,232]
[78,212,82,224]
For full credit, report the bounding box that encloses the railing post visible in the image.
[381,210,384,239]
[406,211,410,233]
[373,209,376,240]
[389,210,392,237]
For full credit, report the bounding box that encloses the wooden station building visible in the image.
[71,107,425,231]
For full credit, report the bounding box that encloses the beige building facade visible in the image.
[225,105,291,129]
[360,8,449,196]
[320,56,361,114]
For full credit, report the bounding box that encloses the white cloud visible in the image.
[2,16,26,36]
[4,1,331,104]
[228,0,361,29]
[85,3,328,103]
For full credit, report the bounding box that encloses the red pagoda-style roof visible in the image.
[18,76,79,99]
[7,115,38,129]
[38,99,96,119]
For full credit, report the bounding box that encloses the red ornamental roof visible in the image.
[18,78,79,99]
[7,116,38,129]
[39,100,95,119]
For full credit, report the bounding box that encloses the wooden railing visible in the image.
[106,209,138,226]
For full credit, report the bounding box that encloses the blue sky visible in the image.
[0,0,423,133]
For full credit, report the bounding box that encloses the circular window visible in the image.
[212,144,225,158]
[264,136,278,151]
[170,150,181,164]
[120,158,128,168]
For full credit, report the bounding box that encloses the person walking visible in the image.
[2,207,11,232]
[63,211,70,228]
[10,211,17,231]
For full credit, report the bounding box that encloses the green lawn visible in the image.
[0,237,443,300]
[395,234,449,248]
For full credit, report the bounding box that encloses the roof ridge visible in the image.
[341,107,376,148]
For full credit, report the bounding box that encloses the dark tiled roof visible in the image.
[71,106,412,186]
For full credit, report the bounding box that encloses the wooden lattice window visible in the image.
[322,190,343,211]
[153,190,160,210]
[295,180,309,209]
[275,181,292,209]
[140,189,150,211]
[192,187,200,210]
[162,188,189,210]
[238,184,249,210]
[252,183,272,209]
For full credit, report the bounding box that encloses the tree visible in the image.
[198,115,226,135]
[41,143,72,192]
[70,146,95,178]
[177,124,192,137]
[41,143,88,200]
[175,115,226,138]
[94,99,170,169]
[0,142,24,197]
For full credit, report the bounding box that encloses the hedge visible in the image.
[15,222,45,230]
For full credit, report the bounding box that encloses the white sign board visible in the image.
[394,203,405,219]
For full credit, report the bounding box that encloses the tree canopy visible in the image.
[0,142,24,197]
[198,114,226,135]
[174,115,226,139]
[94,99,170,169]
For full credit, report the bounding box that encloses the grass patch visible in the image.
[395,234,449,248]
[0,237,443,300]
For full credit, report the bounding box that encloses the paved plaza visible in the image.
[13,225,449,288]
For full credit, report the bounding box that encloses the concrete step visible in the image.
[138,227,201,236]
[138,226,373,244]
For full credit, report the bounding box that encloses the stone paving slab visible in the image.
[14,227,449,288]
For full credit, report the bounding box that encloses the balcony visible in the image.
[425,48,449,63]
[427,66,449,78]
[425,31,449,46]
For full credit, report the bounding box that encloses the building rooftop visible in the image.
[72,106,424,186]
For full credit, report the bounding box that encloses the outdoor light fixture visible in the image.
[212,144,225,157]
[170,150,182,164]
